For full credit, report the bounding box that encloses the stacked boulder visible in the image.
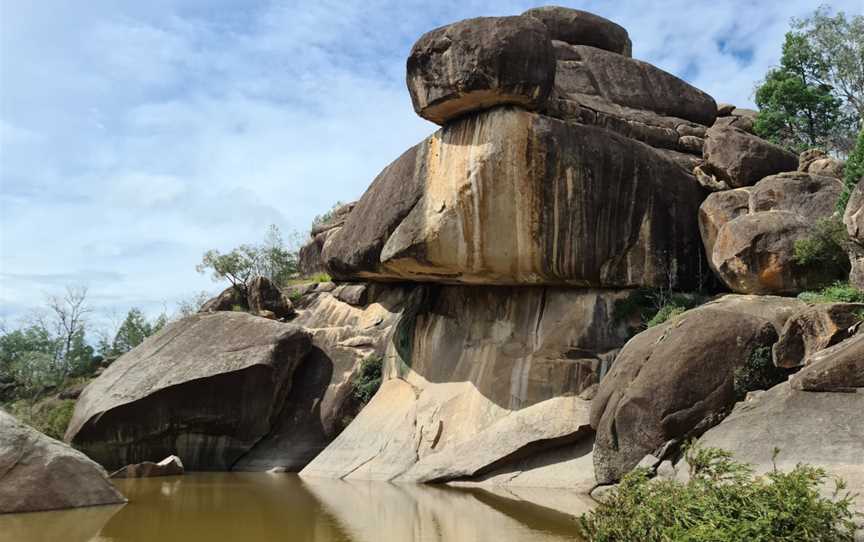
[845,178,864,289]
[298,202,356,276]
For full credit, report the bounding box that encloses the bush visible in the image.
[8,398,76,440]
[798,281,864,303]
[578,444,858,542]
[733,346,793,400]
[838,129,864,214]
[615,290,707,329]
[793,218,851,282]
[352,355,383,405]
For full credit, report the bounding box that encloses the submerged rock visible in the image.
[110,455,184,479]
[324,107,707,289]
[65,312,312,470]
[0,411,126,513]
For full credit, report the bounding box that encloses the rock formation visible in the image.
[298,202,356,276]
[110,455,184,478]
[200,275,295,319]
[0,411,126,513]
[845,178,864,289]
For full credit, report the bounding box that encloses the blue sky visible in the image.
[1,0,862,329]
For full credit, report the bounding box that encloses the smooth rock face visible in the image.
[700,172,844,294]
[324,107,707,289]
[773,303,864,368]
[701,127,798,188]
[65,312,312,471]
[110,455,184,478]
[790,331,864,392]
[695,382,864,521]
[590,295,802,484]
[0,411,126,513]
[407,16,555,125]
[234,285,415,471]
[301,286,633,483]
[522,6,631,56]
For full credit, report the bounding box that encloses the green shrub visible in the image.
[8,398,76,440]
[793,218,851,283]
[734,346,792,400]
[838,129,864,214]
[311,272,331,283]
[352,355,383,405]
[614,290,706,329]
[578,444,858,542]
[798,281,864,303]
[230,304,246,312]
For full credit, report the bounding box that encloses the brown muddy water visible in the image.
[0,473,591,542]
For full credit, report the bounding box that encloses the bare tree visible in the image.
[46,286,91,377]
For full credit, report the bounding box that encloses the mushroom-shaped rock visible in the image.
[407,16,555,125]
[0,411,126,513]
[65,312,312,471]
[772,303,864,369]
[790,331,864,392]
[590,295,803,484]
[323,107,707,290]
[701,126,798,188]
[521,6,631,56]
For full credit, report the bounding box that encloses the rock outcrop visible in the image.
[301,286,633,485]
[110,455,184,478]
[700,171,844,294]
[324,108,707,289]
[699,126,797,188]
[298,202,356,276]
[846,178,864,290]
[589,295,802,484]
[799,148,845,179]
[407,16,555,125]
[712,107,757,133]
[790,331,864,392]
[0,411,126,513]
[772,303,864,368]
[522,6,632,56]
[65,312,312,470]
[200,276,295,319]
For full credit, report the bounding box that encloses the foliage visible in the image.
[197,224,298,294]
[578,444,858,542]
[838,128,864,213]
[7,397,77,440]
[97,308,166,360]
[311,201,345,230]
[792,217,851,282]
[614,289,706,330]
[175,291,212,319]
[734,346,792,400]
[352,355,383,405]
[798,281,864,304]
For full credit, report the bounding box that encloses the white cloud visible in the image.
[1,0,862,328]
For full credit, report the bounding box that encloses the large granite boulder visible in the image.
[799,148,845,179]
[301,286,634,486]
[65,312,312,470]
[700,126,798,188]
[695,382,864,525]
[324,107,707,289]
[790,331,864,392]
[299,202,356,276]
[407,16,555,125]
[847,179,864,290]
[200,276,294,319]
[233,284,416,471]
[590,295,803,484]
[700,172,845,294]
[0,411,126,513]
[711,107,757,133]
[522,6,632,56]
[772,303,864,369]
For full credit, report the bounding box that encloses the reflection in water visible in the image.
[0,473,587,542]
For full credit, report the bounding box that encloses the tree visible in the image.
[754,33,845,153]
[97,307,167,360]
[838,128,864,213]
[197,224,298,293]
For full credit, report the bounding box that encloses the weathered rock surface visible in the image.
[700,172,845,294]
[590,295,803,484]
[234,285,416,471]
[799,148,845,179]
[407,16,555,124]
[110,455,184,478]
[695,382,864,521]
[301,286,634,482]
[324,107,707,289]
[846,178,864,243]
[522,6,631,56]
[545,42,716,154]
[299,202,356,276]
[199,285,243,312]
[0,410,126,513]
[790,331,864,392]
[200,276,294,319]
[701,126,798,188]
[65,312,312,471]
[711,107,756,133]
[773,303,864,369]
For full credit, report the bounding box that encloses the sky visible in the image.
[1,0,862,330]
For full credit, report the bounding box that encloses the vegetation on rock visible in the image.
[793,217,852,282]
[733,347,793,400]
[6,397,76,440]
[614,289,707,329]
[798,281,864,304]
[352,355,383,405]
[579,445,858,542]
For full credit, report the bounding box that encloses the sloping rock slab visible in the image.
[590,295,803,484]
[773,303,864,368]
[301,286,633,483]
[791,332,864,392]
[65,312,312,471]
[0,411,126,513]
[324,107,707,289]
